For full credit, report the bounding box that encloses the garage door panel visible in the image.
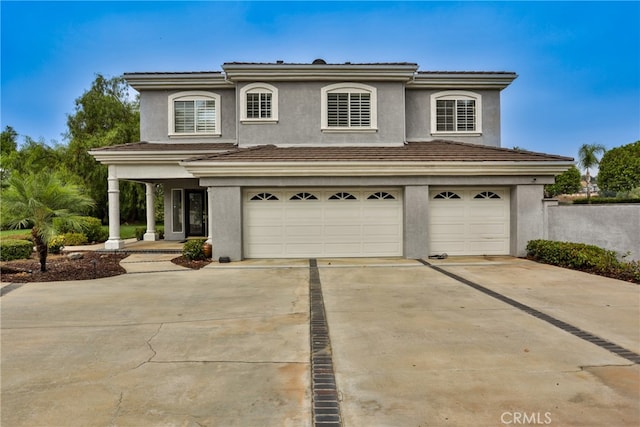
[429,188,510,256]
[244,188,402,258]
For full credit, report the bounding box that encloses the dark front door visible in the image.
[185,190,206,237]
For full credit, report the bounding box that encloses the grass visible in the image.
[1,224,143,241]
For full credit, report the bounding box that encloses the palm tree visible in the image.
[577,143,606,201]
[1,173,95,272]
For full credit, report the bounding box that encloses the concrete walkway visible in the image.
[1,256,638,426]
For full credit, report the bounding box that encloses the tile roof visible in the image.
[185,140,573,163]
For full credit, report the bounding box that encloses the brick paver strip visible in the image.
[419,259,640,364]
[309,259,343,426]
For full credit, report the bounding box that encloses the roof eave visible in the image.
[124,72,233,90]
[408,73,518,90]
[89,149,232,165]
[180,160,574,178]
[222,63,419,82]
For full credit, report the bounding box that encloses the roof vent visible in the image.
[276,60,284,64]
[312,58,327,64]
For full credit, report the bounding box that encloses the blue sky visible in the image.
[1,1,639,159]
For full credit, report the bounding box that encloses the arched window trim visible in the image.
[321,82,378,132]
[328,192,357,200]
[250,192,279,201]
[168,91,221,137]
[433,191,462,200]
[290,192,318,201]
[430,90,482,136]
[240,83,279,123]
[474,191,501,199]
[367,191,396,200]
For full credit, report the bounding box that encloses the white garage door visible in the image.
[243,188,403,258]
[429,188,510,256]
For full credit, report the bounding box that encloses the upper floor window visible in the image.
[240,83,278,123]
[321,83,377,132]
[168,91,221,137]
[430,91,482,135]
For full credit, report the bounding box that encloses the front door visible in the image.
[185,190,206,237]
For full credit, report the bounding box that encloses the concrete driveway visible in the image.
[1,257,639,426]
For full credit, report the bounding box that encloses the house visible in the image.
[89,60,573,261]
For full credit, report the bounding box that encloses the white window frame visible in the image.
[240,83,278,123]
[168,91,221,137]
[321,83,378,132]
[430,91,482,136]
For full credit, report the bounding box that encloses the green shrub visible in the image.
[53,216,108,243]
[135,226,165,241]
[135,227,146,241]
[48,235,65,254]
[527,240,640,283]
[572,197,640,204]
[63,232,88,246]
[1,239,33,261]
[183,238,207,261]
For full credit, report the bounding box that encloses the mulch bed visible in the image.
[1,252,129,283]
[1,252,212,283]
[170,256,212,270]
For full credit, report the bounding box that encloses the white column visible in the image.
[104,166,125,250]
[206,186,214,245]
[143,182,159,241]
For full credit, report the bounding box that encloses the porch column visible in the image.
[104,167,125,250]
[206,187,214,245]
[143,183,158,241]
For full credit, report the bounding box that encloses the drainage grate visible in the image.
[419,259,640,365]
[309,259,342,426]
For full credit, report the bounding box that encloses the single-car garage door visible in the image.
[429,187,510,256]
[244,188,403,258]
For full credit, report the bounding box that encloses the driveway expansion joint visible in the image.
[309,259,343,427]
[418,259,640,365]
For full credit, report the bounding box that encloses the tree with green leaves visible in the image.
[545,165,581,198]
[1,126,18,187]
[597,141,640,195]
[577,143,606,201]
[64,74,143,222]
[1,173,95,271]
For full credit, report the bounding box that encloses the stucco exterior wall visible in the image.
[140,89,236,142]
[546,205,640,260]
[403,186,430,259]
[237,81,406,146]
[209,186,243,261]
[510,185,545,257]
[405,89,501,147]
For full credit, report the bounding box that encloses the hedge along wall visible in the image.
[545,203,640,260]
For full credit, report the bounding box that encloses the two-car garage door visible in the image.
[243,188,403,258]
[242,187,510,258]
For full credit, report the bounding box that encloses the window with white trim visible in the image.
[240,83,278,123]
[168,91,221,136]
[431,91,482,135]
[321,83,377,131]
